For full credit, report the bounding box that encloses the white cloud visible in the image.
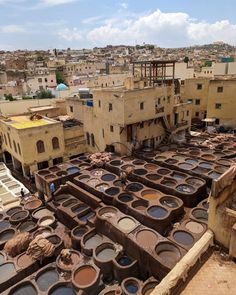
[40,0,77,6]
[120,2,128,10]
[0,25,25,33]
[58,27,82,41]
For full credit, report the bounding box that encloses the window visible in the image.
[110,125,114,132]
[187,110,189,116]
[13,140,17,153]
[17,143,21,155]
[158,98,161,104]
[102,129,104,138]
[4,134,7,145]
[38,78,42,83]
[195,112,199,117]
[195,99,200,105]
[140,102,144,110]
[36,140,45,153]
[215,103,222,109]
[70,106,73,113]
[52,137,59,149]
[109,103,113,112]
[215,118,220,124]
[217,86,223,93]
[91,134,95,147]
[98,100,101,108]
[197,84,202,90]
[181,80,185,85]
[7,133,12,148]
[140,122,144,129]
[188,99,193,103]
[45,78,48,83]
[86,132,90,145]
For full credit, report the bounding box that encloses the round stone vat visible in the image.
[126,183,143,192]
[133,160,145,165]
[118,217,137,232]
[155,242,181,267]
[157,168,170,175]
[185,158,198,165]
[121,164,135,171]
[161,178,177,187]
[141,281,158,295]
[16,253,33,268]
[56,171,68,177]
[62,198,78,208]
[67,167,80,174]
[160,196,180,209]
[52,195,68,206]
[36,267,59,292]
[33,207,54,220]
[134,169,147,175]
[72,264,99,291]
[38,215,56,227]
[38,169,50,176]
[72,225,89,239]
[178,163,194,170]
[199,162,213,169]
[155,156,167,161]
[146,174,161,181]
[105,187,120,196]
[131,200,148,211]
[173,230,194,246]
[79,163,91,169]
[48,283,76,295]
[33,227,53,238]
[122,278,140,295]
[165,159,178,165]
[78,211,95,223]
[71,204,88,214]
[122,156,134,162]
[24,199,42,212]
[114,180,123,187]
[83,232,103,250]
[144,163,158,171]
[191,208,208,222]
[78,175,90,183]
[215,165,228,174]
[9,210,29,224]
[46,235,62,247]
[0,228,16,243]
[141,190,160,201]
[208,171,222,179]
[6,206,22,217]
[171,172,186,180]
[136,229,158,248]
[176,184,195,194]
[101,174,116,182]
[91,169,104,177]
[95,243,117,262]
[110,160,123,166]
[118,193,134,203]
[186,177,205,187]
[70,159,82,165]
[96,183,109,192]
[9,282,37,295]
[0,262,16,284]
[217,159,232,166]
[185,221,204,234]
[201,154,216,161]
[189,150,200,156]
[56,250,80,273]
[97,206,118,219]
[45,175,57,181]
[147,206,168,219]
[49,166,61,173]
[17,220,37,232]
[116,255,133,267]
[87,178,100,187]
[172,155,186,161]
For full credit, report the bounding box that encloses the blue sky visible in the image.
[0,0,236,50]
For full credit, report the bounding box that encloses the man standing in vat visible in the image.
[49,182,56,199]
[120,166,134,190]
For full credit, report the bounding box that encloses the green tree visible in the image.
[56,71,66,84]
[184,56,189,64]
[37,90,55,99]
[4,93,15,101]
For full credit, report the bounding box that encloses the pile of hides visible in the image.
[26,235,55,261]
[4,232,32,257]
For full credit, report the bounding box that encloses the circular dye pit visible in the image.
[79,211,95,222]
[11,283,37,295]
[215,166,228,174]
[91,169,104,177]
[78,175,90,183]
[160,197,179,208]
[141,190,159,201]
[72,226,88,238]
[114,180,123,187]
[121,164,135,170]
[118,194,134,203]
[33,208,53,219]
[117,256,132,266]
[105,187,120,196]
[0,262,16,284]
[165,159,178,165]
[96,183,109,193]
[122,156,134,162]
[70,159,81,165]
[38,170,50,176]
[118,217,136,232]
[57,252,80,272]
[53,195,67,204]
[17,253,33,268]
[24,199,42,211]
[172,155,186,161]
[133,160,145,165]
[38,216,55,227]
[45,175,57,181]
[124,280,139,294]
[189,151,200,156]
[87,178,100,187]
[173,231,194,246]
[132,200,148,211]
[171,172,185,180]
[0,219,10,231]
[18,221,36,232]
[49,285,76,295]
[73,265,97,288]
[110,160,123,166]
[56,171,68,177]
[84,234,102,249]
[147,206,168,219]
[157,168,170,175]
[71,204,88,214]
[155,242,181,266]
[186,178,205,186]
[126,183,143,192]
[10,210,29,223]
[136,230,158,248]
[0,228,15,242]
[217,159,231,166]
[176,184,195,194]
[178,163,193,170]
[36,269,59,292]
[155,156,166,161]
[96,245,117,262]
[67,167,80,174]
[161,179,177,187]
[199,162,213,169]
[144,164,158,171]
[192,209,208,221]
[6,206,22,217]
[185,159,198,165]
[62,199,78,207]
[98,207,118,219]
[146,174,161,181]
[185,221,204,234]
[134,169,147,175]
[101,174,116,182]
[209,171,222,179]
[79,164,90,169]
[49,167,61,172]
[201,154,215,161]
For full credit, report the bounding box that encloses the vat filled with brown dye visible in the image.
[72,264,99,291]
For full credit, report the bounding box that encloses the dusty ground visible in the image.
[181,252,236,295]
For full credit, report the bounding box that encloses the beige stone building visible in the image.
[0,114,85,177]
[182,76,236,127]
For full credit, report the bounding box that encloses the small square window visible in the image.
[102,129,104,138]
[140,122,144,129]
[110,125,114,132]
[109,103,113,112]
[188,99,193,103]
[215,103,222,109]
[197,84,202,90]
[98,100,101,107]
[217,86,223,93]
[195,112,199,117]
[140,102,144,110]
[187,110,189,116]
[195,99,200,105]
[70,106,73,112]
[215,118,220,124]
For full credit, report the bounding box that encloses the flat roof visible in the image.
[2,115,56,129]
[29,105,57,112]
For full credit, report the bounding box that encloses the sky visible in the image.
[1,0,236,50]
